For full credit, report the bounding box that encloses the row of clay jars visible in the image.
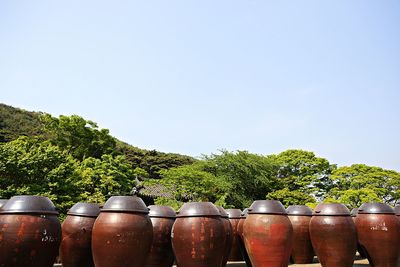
[0,195,61,267]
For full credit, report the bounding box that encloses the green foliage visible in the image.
[266,188,316,206]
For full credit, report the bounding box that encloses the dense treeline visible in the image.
[1,103,399,215]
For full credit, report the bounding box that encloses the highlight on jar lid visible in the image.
[312,203,350,216]
[148,205,176,218]
[247,200,287,215]
[176,202,220,217]
[67,202,101,217]
[216,206,229,218]
[286,205,313,216]
[394,206,400,216]
[0,195,58,215]
[225,209,242,219]
[0,199,8,210]
[101,196,149,214]
[358,202,395,215]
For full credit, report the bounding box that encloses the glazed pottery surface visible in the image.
[310,203,357,267]
[216,206,233,267]
[287,205,313,264]
[60,203,100,267]
[0,199,8,210]
[237,209,252,267]
[356,203,400,267]
[226,209,243,261]
[0,195,61,267]
[92,196,153,267]
[243,200,293,267]
[172,202,225,267]
[145,205,175,267]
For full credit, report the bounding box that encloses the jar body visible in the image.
[288,215,313,264]
[92,212,153,267]
[145,217,175,267]
[243,214,293,267]
[227,218,243,261]
[310,216,357,267]
[356,214,400,267]
[172,216,225,267]
[237,218,252,267]
[220,218,233,267]
[0,214,61,267]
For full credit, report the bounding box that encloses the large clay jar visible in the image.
[237,208,252,267]
[243,200,293,267]
[172,202,225,267]
[92,196,153,267]
[310,203,357,267]
[60,202,100,267]
[355,202,400,267]
[0,195,61,267]
[145,205,175,267]
[216,206,233,267]
[287,205,314,264]
[225,209,243,262]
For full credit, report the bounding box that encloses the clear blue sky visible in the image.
[1,1,399,171]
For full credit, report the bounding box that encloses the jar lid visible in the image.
[350,208,358,217]
[0,196,58,215]
[225,209,242,219]
[287,205,312,216]
[248,200,287,215]
[216,206,229,218]
[394,206,400,216]
[67,202,101,217]
[101,196,149,214]
[0,199,8,210]
[240,208,249,218]
[358,203,394,215]
[176,202,220,217]
[313,203,350,216]
[148,205,176,218]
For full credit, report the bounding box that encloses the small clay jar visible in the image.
[216,206,233,267]
[243,200,293,267]
[237,208,252,267]
[287,205,314,264]
[0,195,61,267]
[356,202,400,267]
[225,209,243,261]
[145,205,176,267]
[92,196,153,267]
[60,203,101,267]
[310,203,357,267]
[172,202,225,267]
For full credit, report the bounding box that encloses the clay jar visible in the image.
[92,196,153,267]
[237,209,252,267]
[145,205,175,267]
[0,195,61,267]
[286,205,314,264]
[355,202,400,267]
[171,202,225,267]
[309,203,357,267]
[243,200,293,267]
[225,209,243,261]
[216,206,233,267]
[60,203,101,267]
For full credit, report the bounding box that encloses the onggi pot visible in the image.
[92,196,153,267]
[237,208,252,267]
[350,208,367,259]
[286,205,314,264]
[225,209,243,261]
[216,206,233,267]
[171,202,225,267]
[243,200,293,267]
[310,203,357,267]
[355,202,400,267]
[145,205,175,267]
[0,195,61,267]
[60,202,101,267]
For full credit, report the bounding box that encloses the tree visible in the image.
[266,188,316,207]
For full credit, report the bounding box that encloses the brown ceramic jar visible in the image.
[145,205,176,267]
[243,200,293,267]
[355,202,400,267]
[237,208,252,267]
[287,205,314,264]
[0,195,61,267]
[92,196,153,267]
[171,202,225,267]
[60,203,100,267]
[310,203,357,267]
[216,206,233,267]
[225,209,243,262]
[350,207,367,259]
